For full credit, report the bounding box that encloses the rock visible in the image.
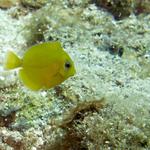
[93,0,150,20]
[93,0,134,20]
[0,0,20,8]
[21,0,48,8]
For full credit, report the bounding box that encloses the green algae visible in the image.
[0,84,53,129]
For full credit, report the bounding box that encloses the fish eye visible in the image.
[65,61,71,69]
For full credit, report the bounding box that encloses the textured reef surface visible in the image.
[0,0,150,149]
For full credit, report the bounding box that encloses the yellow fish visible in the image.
[4,41,76,90]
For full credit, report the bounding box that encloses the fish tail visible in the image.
[4,51,22,70]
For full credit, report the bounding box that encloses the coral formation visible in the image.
[21,0,48,8]
[0,0,20,9]
[135,0,150,15]
[93,0,150,19]
[93,0,134,19]
[43,99,104,150]
[0,0,150,149]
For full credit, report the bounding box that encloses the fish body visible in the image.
[4,41,76,90]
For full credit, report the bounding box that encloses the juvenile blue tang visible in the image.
[4,41,76,90]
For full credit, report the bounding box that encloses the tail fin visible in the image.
[4,51,22,70]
